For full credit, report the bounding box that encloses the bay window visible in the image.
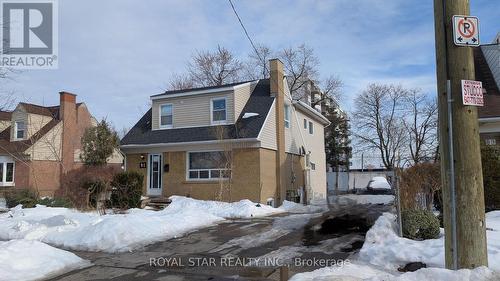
[211,98,227,124]
[187,151,231,180]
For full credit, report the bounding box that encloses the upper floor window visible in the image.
[211,98,227,124]
[309,121,314,135]
[284,105,290,128]
[160,104,173,128]
[15,121,25,140]
[303,118,307,129]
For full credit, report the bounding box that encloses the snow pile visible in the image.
[168,196,284,218]
[280,200,326,213]
[336,195,394,205]
[0,239,90,281]
[0,196,301,253]
[290,262,499,281]
[359,213,444,269]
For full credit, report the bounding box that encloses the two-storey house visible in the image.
[121,59,330,205]
[0,92,123,196]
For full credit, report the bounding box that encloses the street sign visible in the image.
[452,15,479,46]
[461,80,483,106]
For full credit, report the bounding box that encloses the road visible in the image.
[50,201,392,281]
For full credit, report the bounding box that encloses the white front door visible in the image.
[147,154,163,196]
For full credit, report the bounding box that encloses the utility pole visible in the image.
[433,0,488,269]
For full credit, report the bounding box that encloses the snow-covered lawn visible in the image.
[291,211,500,281]
[0,240,90,281]
[336,194,394,205]
[0,196,321,253]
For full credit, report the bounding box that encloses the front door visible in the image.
[147,154,163,196]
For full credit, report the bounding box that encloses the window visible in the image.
[303,118,307,129]
[485,139,496,146]
[188,151,231,180]
[0,160,15,186]
[284,105,290,128]
[309,121,314,134]
[160,104,173,128]
[211,98,227,124]
[15,121,25,139]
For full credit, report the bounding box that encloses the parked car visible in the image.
[365,176,393,195]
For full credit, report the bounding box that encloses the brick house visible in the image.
[0,92,123,196]
[475,33,500,146]
[121,59,330,205]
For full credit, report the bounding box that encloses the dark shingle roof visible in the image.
[475,46,500,118]
[151,80,255,98]
[121,79,274,146]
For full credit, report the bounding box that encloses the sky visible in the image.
[1,0,499,133]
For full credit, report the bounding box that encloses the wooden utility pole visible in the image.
[433,0,488,269]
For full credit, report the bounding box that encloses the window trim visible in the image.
[210,97,227,125]
[186,150,231,181]
[0,161,15,187]
[284,104,291,128]
[158,103,174,129]
[14,121,25,140]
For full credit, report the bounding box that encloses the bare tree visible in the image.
[244,44,273,80]
[279,44,319,99]
[168,72,195,91]
[311,75,343,108]
[403,90,438,165]
[353,84,409,170]
[188,45,243,87]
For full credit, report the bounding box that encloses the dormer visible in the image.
[149,81,257,130]
[10,103,57,142]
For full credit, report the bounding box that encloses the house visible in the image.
[121,59,330,205]
[475,33,500,146]
[0,92,123,197]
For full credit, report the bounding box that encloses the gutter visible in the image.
[121,138,260,149]
[150,81,255,100]
[293,100,331,126]
[478,117,500,123]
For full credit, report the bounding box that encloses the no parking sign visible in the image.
[452,15,480,46]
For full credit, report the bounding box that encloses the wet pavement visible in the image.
[50,202,392,281]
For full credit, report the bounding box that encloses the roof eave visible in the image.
[121,138,260,149]
[293,100,331,126]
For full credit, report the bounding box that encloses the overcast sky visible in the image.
[2,0,498,131]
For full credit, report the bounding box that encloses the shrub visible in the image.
[110,171,144,209]
[5,189,38,208]
[400,162,441,211]
[37,197,74,208]
[82,178,109,208]
[402,209,440,240]
[482,145,500,211]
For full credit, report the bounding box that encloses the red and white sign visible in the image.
[461,80,483,106]
[452,15,480,46]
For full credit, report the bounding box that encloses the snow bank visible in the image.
[368,176,391,189]
[337,195,394,205]
[0,196,312,253]
[167,196,284,218]
[0,239,90,281]
[290,262,499,281]
[359,212,500,271]
[280,200,326,213]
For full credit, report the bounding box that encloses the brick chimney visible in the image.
[59,92,77,173]
[270,59,287,205]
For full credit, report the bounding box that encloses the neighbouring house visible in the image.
[0,92,123,197]
[475,33,500,146]
[121,59,330,205]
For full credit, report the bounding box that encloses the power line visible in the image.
[227,0,265,66]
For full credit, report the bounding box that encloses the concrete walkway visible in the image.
[50,203,391,281]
